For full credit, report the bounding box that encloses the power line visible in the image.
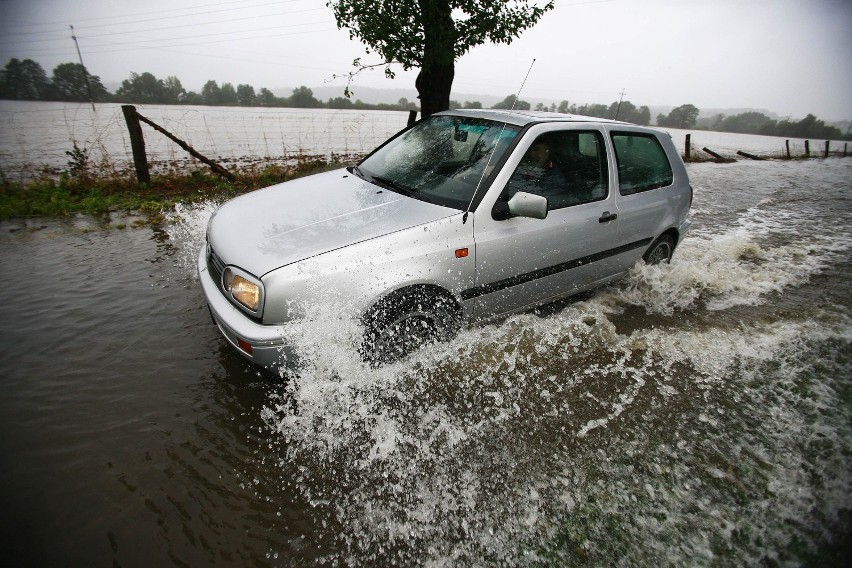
[554,0,617,7]
[2,17,332,48]
[79,26,339,53]
[128,47,344,76]
[0,0,307,31]
[73,6,328,33]
[4,23,339,59]
[105,28,337,52]
[77,8,328,37]
[0,7,329,44]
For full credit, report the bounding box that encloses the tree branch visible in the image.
[326,59,401,98]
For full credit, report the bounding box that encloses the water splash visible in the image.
[165,159,851,565]
[163,200,219,276]
[260,296,851,566]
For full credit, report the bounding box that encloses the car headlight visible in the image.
[222,267,264,314]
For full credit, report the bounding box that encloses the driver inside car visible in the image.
[506,136,569,204]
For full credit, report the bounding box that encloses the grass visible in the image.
[0,157,350,220]
[4,148,846,219]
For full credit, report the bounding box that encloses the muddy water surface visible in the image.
[0,159,850,566]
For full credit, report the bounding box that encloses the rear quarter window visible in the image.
[611,132,673,195]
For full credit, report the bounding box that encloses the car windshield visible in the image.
[358,115,520,210]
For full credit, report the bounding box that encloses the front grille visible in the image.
[207,246,225,286]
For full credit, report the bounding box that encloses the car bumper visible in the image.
[197,245,297,370]
[678,218,692,243]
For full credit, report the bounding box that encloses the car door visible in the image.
[466,125,625,320]
[606,127,679,268]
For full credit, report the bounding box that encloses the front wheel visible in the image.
[643,234,675,265]
[360,290,460,365]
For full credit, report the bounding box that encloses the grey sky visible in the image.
[1,0,850,120]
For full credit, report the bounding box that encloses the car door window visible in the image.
[503,130,609,210]
[611,132,673,195]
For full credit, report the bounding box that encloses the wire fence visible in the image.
[662,127,849,162]
[0,101,411,181]
[0,101,847,182]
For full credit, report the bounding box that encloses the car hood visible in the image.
[207,168,458,277]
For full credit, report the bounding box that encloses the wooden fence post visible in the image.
[134,113,234,181]
[702,147,725,161]
[736,150,766,161]
[804,140,810,157]
[685,134,691,160]
[785,140,790,159]
[121,105,150,184]
[824,140,830,158]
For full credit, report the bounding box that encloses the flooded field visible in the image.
[0,158,850,566]
[0,101,410,180]
[1,101,845,181]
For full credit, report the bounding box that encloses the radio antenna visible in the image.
[511,58,536,111]
[462,58,536,224]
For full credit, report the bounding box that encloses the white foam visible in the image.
[169,160,852,565]
[260,296,851,565]
[163,200,219,278]
[615,204,850,316]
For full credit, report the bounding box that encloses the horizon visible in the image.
[66,78,851,125]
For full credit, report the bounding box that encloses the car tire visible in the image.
[360,289,460,365]
[643,234,675,265]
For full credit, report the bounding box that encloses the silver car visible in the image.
[199,109,692,369]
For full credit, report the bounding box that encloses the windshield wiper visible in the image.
[347,165,366,179]
[370,175,418,198]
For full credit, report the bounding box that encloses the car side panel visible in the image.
[259,214,476,324]
[469,124,628,319]
[469,200,624,319]
[604,125,692,258]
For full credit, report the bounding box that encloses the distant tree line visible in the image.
[0,58,110,102]
[704,111,845,140]
[2,58,847,140]
[480,94,653,125]
[656,104,701,129]
[0,58,419,111]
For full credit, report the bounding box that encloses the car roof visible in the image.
[434,108,628,127]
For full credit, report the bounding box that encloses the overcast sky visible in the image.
[1,0,850,120]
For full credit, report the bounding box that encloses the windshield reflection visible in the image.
[359,115,520,210]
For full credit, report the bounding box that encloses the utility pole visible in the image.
[70,25,96,112]
[614,88,626,120]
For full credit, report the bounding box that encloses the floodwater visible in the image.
[1,101,846,181]
[0,158,850,567]
[0,101,410,180]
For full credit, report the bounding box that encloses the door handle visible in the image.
[599,211,618,223]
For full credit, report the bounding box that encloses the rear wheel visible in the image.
[643,234,675,265]
[361,289,460,365]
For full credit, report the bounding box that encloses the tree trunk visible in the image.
[416,0,455,118]
[416,65,454,118]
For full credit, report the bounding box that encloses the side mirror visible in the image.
[507,192,548,219]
